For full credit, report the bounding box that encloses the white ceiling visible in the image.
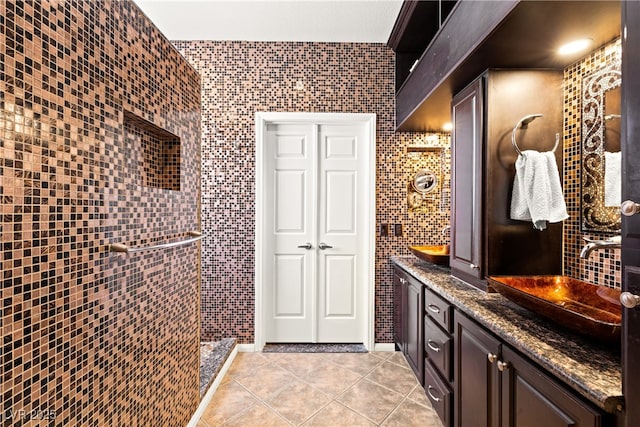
[133,0,403,42]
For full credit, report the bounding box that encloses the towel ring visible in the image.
[511,114,560,156]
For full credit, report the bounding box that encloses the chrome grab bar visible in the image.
[109,231,203,253]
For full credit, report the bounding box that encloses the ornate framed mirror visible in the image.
[581,60,622,232]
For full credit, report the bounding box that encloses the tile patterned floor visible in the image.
[196,351,444,427]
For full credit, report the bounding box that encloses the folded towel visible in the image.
[510,150,569,231]
[604,151,621,207]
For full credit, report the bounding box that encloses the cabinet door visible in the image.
[500,347,601,427]
[406,278,424,384]
[454,313,501,427]
[450,77,484,281]
[393,271,407,351]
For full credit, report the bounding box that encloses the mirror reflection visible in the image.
[581,61,622,232]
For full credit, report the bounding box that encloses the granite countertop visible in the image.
[391,256,623,413]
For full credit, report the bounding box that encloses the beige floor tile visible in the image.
[302,401,376,427]
[338,379,405,424]
[273,353,335,378]
[380,399,444,427]
[223,403,291,427]
[200,380,259,426]
[235,363,297,400]
[301,363,363,397]
[365,361,419,396]
[226,352,271,379]
[324,353,386,376]
[196,420,211,427]
[265,378,332,425]
[371,351,395,360]
[386,352,411,369]
[407,384,432,408]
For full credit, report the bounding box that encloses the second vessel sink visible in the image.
[487,275,621,343]
[409,245,450,266]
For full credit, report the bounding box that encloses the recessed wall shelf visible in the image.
[123,110,181,191]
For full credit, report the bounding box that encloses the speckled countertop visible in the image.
[391,256,623,413]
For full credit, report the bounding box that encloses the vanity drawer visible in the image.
[424,315,452,381]
[424,360,452,427]
[425,287,452,332]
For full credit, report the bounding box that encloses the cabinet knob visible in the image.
[621,200,640,217]
[469,263,480,270]
[497,360,510,372]
[620,292,640,309]
[426,385,441,402]
[487,353,498,364]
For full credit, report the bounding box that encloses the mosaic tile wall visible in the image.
[174,41,451,344]
[1,1,202,426]
[563,40,622,289]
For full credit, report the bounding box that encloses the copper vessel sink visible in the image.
[409,245,450,266]
[487,275,621,343]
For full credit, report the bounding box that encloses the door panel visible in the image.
[265,124,316,342]
[317,124,367,342]
[275,170,306,232]
[323,255,356,317]
[274,255,306,317]
[325,171,356,233]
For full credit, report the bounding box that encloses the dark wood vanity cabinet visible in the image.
[455,312,604,427]
[424,287,454,426]
[394,268,424,384]
[450,70,564,291]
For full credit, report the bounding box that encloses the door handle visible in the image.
[621,200,640,217]
[297,242,313,250]
[318,242,333,250]
[620,292,640,309]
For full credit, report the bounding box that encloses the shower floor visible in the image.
[200,338,236,397]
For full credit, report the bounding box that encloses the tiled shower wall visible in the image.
[2,1,201,426]
[563,40,622,288]
[174,41,450,344]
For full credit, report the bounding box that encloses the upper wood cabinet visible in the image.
[388,1,621,131]
[450,70,564,290]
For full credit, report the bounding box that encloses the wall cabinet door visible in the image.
[500,346,602,427]
[406,278,424,384]
[450,78,484,284]
[454,313,501,427]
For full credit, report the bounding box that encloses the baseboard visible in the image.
[373,343,396,352]
[186,345,239,427]
[237,343,255,352]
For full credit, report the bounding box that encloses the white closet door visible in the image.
[264,121,366,343]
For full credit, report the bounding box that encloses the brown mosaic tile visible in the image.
[2,0,201,426]
[173,41,450,345]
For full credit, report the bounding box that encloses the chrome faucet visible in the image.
[442,225,451,237]
[579,235,621,259]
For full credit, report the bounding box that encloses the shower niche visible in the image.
[124,110,182,191]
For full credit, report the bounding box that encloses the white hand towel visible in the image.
[510,150,569,231]
[604,151,621,207]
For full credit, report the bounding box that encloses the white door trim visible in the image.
[255,112,376,351]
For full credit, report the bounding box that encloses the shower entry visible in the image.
[254,113,376,350]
